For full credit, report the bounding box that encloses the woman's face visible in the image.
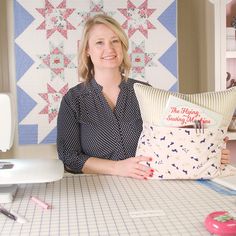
[87,24,124,72]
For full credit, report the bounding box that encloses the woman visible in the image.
[57,14,230,179]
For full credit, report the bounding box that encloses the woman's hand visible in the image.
[113,156,154,180]
[221,136,230,164]
[221,149,231,164]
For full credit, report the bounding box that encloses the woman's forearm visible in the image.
[82,156,154,179]
[82,157,117,175]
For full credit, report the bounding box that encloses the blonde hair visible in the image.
[78,14,131,82]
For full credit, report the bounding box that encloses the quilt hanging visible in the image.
[14,0,178,144]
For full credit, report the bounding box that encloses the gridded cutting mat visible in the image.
[0,175,235,236]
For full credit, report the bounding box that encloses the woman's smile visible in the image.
[102,54,117,60]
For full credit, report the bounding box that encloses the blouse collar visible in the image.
[89,78,127,92]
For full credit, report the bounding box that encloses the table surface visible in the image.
[0,174,235,236]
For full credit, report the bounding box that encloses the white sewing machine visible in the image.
[0,93,64,203]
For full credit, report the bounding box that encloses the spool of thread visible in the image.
[30,196,51,210]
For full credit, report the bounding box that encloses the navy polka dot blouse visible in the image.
[57,78,145,173]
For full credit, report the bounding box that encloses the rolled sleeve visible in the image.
[57,95,90,173]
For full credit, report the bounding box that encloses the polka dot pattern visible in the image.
[57,79,144,173]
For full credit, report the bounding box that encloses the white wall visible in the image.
[178,0,216,93]
[178,0,200,93]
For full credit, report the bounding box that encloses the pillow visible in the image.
[134,84,236,179]
[134,84,236,129]
[136,124,236,179]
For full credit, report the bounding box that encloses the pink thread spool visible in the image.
[205,211,236,236]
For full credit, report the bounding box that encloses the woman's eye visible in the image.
[96,41,103,45]
[112,39,120,43]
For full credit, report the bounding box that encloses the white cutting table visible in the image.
[0,174,235,236]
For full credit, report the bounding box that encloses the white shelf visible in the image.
[226,51,236,58]
[227,131,236,140]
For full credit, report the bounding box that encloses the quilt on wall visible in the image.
[14,0,178,144]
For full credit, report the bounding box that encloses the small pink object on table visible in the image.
[204,211,236,236]
[30,196,51,210]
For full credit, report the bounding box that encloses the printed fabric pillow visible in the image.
[134,84,236,179]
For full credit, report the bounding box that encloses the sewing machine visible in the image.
[0,93,64,203]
